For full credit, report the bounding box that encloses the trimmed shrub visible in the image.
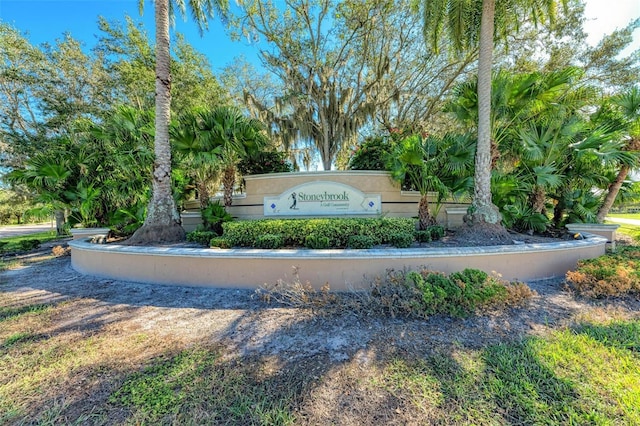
[186,230,217,246]
[371,218,415,244]
[414,230,432,243]
[347,235,377,249]
[305,234,331,249]
[428,225,445,241]
[0,241,8,252]
[255,234,284,249]
[222,217,415,248]
[209,237,231,249]
[389,232,414,248]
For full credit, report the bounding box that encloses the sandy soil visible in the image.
[1,240,639,424]
[3,240,639,361]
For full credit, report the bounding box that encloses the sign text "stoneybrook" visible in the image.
[297,191,350,202]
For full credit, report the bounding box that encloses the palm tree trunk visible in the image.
[596,165,629,223]
[531,186,546,214]
[418,194,435,230]
[222,166,236,207]
[198,181,211,209]
[553,188,568,228]
[471,0,501,226]
[126,0,184,245]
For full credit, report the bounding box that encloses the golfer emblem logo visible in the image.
[289,192,298,209]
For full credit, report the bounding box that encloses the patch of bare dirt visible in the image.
[1,240,638,424]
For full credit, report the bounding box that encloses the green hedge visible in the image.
[305,234,331,249]
[186,230,217,246]
[347,235,377,249]
[255,234,284,249]
[389,232,414,248]
[222,217,416,248]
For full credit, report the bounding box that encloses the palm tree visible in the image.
[5,108,158,236]
[5,151,73,235]
[171,107,221,209]
[596,87,640,222]
[197,106,269,207]
[388,133,475,230]
[126,0,228,245]
[419,0,567,231]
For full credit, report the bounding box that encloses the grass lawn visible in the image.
[1,230,639,424]
[604,217,640,241]
[1,288,639,424]
[0,230,66,252]
[0,231,69,271]
[608,213,640,220]
[612,223,640,240]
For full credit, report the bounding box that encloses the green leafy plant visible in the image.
[209,237,231,249]
[347,235,377,249]
[414,230,432,243]
[201,201,233,235]
[304,234,330,249]
[110,202,147,237]
[238,150,293,175]
[186,230,217,246]
[223,218,414,248]
[427,225,445,240]
[369,267,530,318]
[389,232,414,248]
[18,239,41,251]
[348,135,396,170]
[255,234,284,249]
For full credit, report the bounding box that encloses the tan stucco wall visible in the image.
[182,171,470,230]
[70,236,606,290]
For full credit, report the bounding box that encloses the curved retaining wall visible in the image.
[69,235,606,290]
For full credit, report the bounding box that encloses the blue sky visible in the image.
[0,0,638,73]
[0,0,259,71]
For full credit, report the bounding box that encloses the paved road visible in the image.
[0,223,55,238]
[605,217,640,226]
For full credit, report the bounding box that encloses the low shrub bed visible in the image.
[186,230,217,246]
[257,267,535,318]
[565,246,640,298]
[370,268,534,318]
[221,217,416,248]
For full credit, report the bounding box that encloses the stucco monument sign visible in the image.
[264,181,381,216]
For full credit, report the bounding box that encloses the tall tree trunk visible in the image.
[126,0,185,245]
[470,0,502,226]
[418,193,435,230]
[222,165,236,207]
[596,165,629,223]
[319,108,331,170]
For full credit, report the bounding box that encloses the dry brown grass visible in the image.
[2,249,640,424]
